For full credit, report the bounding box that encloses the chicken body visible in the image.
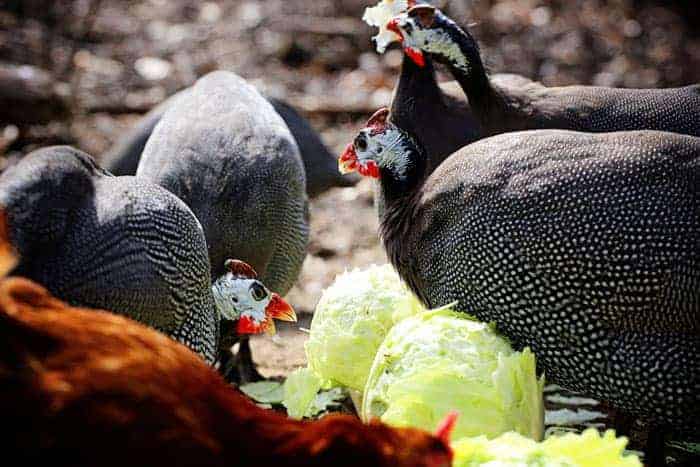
[0,276,452,467]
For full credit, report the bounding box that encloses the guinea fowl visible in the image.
[136,71,309,381]
[0,146,295,364]
[387,5,700,138]
[390,53,478,173]
[101,89,356,197]
[0,274,456,466]
[339,109,700,442]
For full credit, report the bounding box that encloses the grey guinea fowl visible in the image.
[136,70,309,295]
[135,71,309,382]
[339,109,700,437]
[0,146,296,364]
[387,5,700,138]
[101,88,356,197]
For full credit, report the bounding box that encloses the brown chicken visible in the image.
[0,212,454,467]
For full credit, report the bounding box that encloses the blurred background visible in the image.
[1,0,699,374]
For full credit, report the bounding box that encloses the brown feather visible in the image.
[0,277,451,467]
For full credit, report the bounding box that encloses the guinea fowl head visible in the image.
[211,259,296,335]
[339,107,423,185]
[387,5,476,76]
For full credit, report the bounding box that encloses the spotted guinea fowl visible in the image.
[136,71,309,381]
[339,109,700,441]
[101,89,356,197]
[390,53,478,173]
[0,274,456,467]
[136,71,308,293]
[0,146,295,364]
[387,5,700,138]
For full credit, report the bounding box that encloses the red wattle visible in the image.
[358,160,380,179]
[405,47,425,67]
[237,315,264,334]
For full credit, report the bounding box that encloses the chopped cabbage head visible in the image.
[452,429,642,467]
[362,308,545,441]
[305,264,424,392]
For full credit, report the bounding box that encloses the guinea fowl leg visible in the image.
[644,425,668,467]
[216,322,263,385]
[232,338,264,385]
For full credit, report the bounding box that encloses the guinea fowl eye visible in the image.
[355,136,368,152]
[250,283,267,301]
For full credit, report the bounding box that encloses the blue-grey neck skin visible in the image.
[428,12,496,110]
[397,9,498,112]
[354,122,427,204]
[378,134,427,205]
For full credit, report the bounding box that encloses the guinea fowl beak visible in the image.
[386,18,425,67]
[339,143,359,174]
[236,294,296,336]
[266,293,297,323]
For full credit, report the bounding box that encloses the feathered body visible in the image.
[383,130,700,432]
[342,118,700,433]
[0,277,452,467]
[102,89,355,197]
[137,71,309,295]
[0,146,219,362]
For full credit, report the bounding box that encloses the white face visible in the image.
[393,12,470,74]
[354,124,414,180]
[211,274,271,324]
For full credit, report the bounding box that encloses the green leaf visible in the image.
[240,381,284,404]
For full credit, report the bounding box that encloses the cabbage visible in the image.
[304,264,424,392]
[362,308,544,441]
[283,367,322,419]
[452,429,642,467]
[363,0,411,53]
[283,368,348,419]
